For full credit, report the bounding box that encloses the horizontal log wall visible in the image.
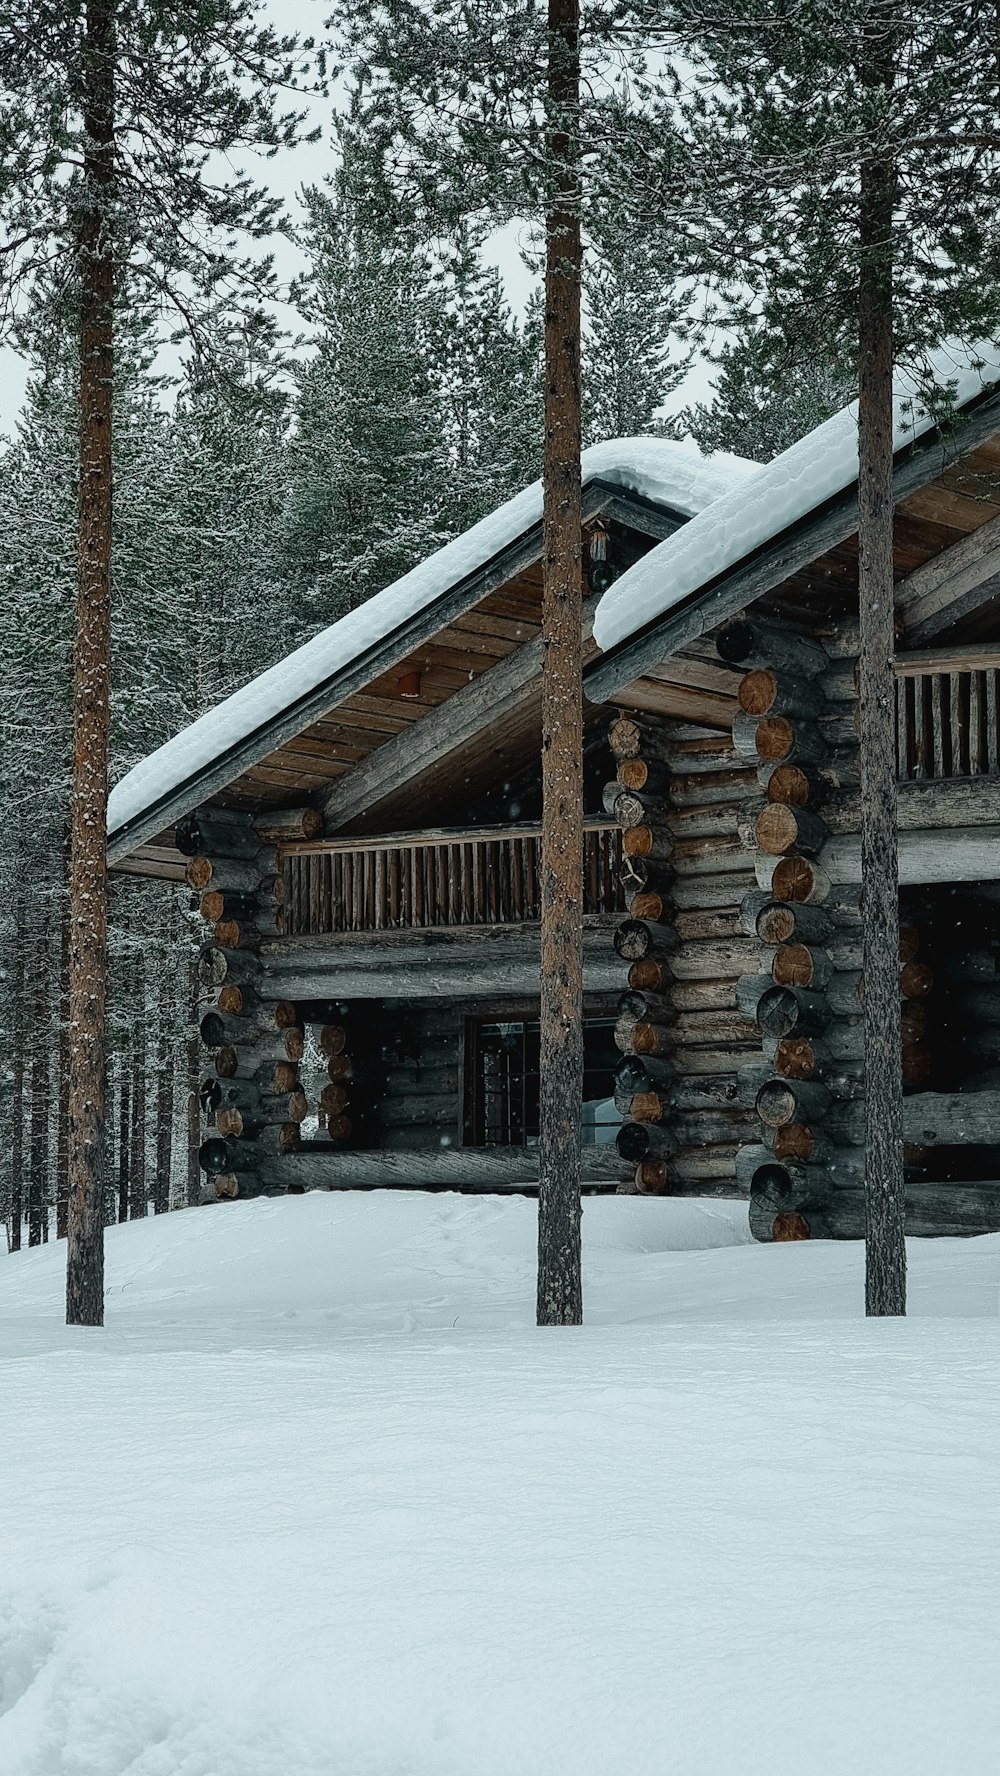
[719,617,1000,1241]
[608,711,762,1197]
[193,806,323,1201]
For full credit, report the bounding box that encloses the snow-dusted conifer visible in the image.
[583,203,689,444]
[669,0,1000,1313]
[0,1,317,1324]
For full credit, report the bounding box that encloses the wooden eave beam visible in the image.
[895,510,1000,642]
[585,389,1000,704]
[321,594,602,832]
[106,482,680,865]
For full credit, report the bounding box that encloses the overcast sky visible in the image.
[0,0,710,435]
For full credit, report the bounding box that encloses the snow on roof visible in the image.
[108,437,756,840]
[592,339,1000,656]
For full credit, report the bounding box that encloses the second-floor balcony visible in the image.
[280,820,626,938]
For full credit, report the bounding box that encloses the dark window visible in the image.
[465,1017,621,1148]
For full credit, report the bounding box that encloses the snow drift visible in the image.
[1,1191,998,1776]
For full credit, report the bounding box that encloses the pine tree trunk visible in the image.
[9,890,26,1253]
[117,1060,131,1224]
[66,0,115,1325]
[28,919,50,1247]
[186,948,201,1207]
[537,0,583,1326]
[130,949,147,1218]
[857,127,906,1316]
[154,954,173,1214]
[56,878,71,1239]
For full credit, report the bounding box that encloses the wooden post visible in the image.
[857,103,906,1316]
[537,0,583,1327]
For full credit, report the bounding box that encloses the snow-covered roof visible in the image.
[108,437,756,844]
[592,340,1000,656]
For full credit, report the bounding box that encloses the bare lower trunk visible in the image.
[154,1017,173,1215]
[9,889,26,1252]
[66,0,115,1324]
[28,919,50,1246]
[130,948,147,1218]
[117,1060,131,1223]
[858,139,906,1316]
[537,0,583,1327]
[56,873,71,1238]
[186,928,201,1206]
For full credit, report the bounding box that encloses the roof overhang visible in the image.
[108,481,683,867]
[585,388,1000,705]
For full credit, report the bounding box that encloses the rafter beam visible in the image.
[895,510,1000,641]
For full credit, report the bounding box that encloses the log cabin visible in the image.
[108,439,757,1203]
[587,343,1000,1239]
[111,349,1000,1240]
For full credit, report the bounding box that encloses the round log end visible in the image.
[715,617,754,665]
[621,824,655,858]
[772,1211,811,1241]
[754,716,794,762]
[756,902,795,944]
[199,1136,229,1174]
[898,923,920,964]
[213,1173,240,1201]
[772,855,820,904]
[284,1027,306,1063]
[215,1045,239,1079]
[634,1159,669,1194]
[287,1088,309,1123]
[900,959,933,999]
[629,891,670,924]
[766,764,812,808]
[771,1123,816,1162]
[185,855,214,891]
[772,1037,816,1079]
[200,890,226,924]
[755,802,798,856]
[627,958,667,992]
[273,1061,299,1095]
[756,1079,796,1127]
[737,668,778,718]
[630,1091,664,1124]
[218,985,244,1016]
[609,717,643,759]
[617,757,650,791]
[771,943,815,988]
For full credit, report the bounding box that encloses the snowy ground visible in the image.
[1,1192,998,1776]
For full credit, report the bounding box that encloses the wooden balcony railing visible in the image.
[895,649,1000,782]
[280,821,626,937]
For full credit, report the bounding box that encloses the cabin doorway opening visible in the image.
[900,882,1000,1186]
[464,1015,621,1149]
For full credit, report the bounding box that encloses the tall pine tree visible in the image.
[665,0,1000,1312]
[0,0,317,1322]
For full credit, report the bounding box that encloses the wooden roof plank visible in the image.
[585,393,1000,702]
